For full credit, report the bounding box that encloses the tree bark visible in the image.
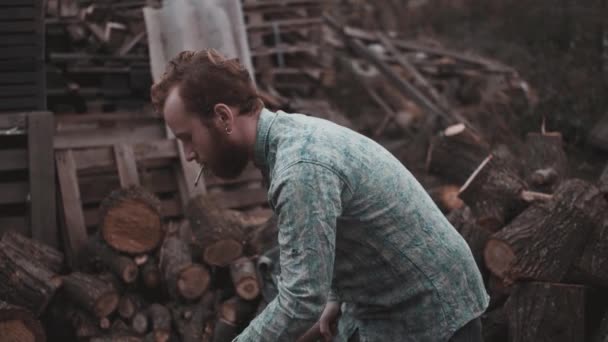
[0,246,62,316]
[0,300,45,342]
[599,163,608,198]
[230,257,261,300]
[509,180,606,283]
[118,293,145,321]
[186,195,246,266]
[99,186,163,255]
[426,123,490,185]
[171,292,216,342]
[0,230,64,273]
[218,297,258,328]
[458,148,527,232]
[505,282,586,342]
[62,272,119,318]
[85,235,139,284]
[211,319,239,342]
[447,206,490,277]
[576,214,608,287]
[523,132,568,192]
[159,228,210,301]
[480,306,508,342]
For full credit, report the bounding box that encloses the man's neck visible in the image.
[245,106,263,163]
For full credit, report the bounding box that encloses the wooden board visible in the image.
[27,112,57,247]
[114,143,140,187]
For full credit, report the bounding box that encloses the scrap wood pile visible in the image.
[45,0,156,113]
[0,186,278,342]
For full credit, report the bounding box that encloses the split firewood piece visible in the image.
[219,297,259,328]
[64,304,103,340]
[428,185,464,213]
[447,206,491,275]
[90,335,143,342]
[0,246,62,316]
[480,306,508,342]
[62,272,120,318]
[131,311,149,336]
[171,292,216,342]
[523,131,568,191]
[141,256,161,290]
[211,319,238,342]
[85,235,139,284]
[487,179,606,284]
[186,195,246,267]
[459,148,527,232]
[118,294,145,321]
[487,275,511,308]
[505,282,586,342]
[576,213,608,287]
[99,186,163,255]
[230,257,261,300]
[159,226,210,301]
[97,272,124,294]
[0,300,45,342]
[426,123,490,185]
[0,230,64,273]
[147,303,171,342]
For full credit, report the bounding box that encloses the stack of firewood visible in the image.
[0,186,277,342]
[45,0,155,113]
[426,122,608,341]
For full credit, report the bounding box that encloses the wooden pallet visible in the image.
[0,111,57,246]
[54,112,268,267]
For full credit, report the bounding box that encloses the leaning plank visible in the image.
[113,143,140,187]
[28,111,57,247]
[56,149,88,268]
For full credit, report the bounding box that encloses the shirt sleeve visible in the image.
[234,162,346,341]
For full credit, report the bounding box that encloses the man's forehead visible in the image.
[163,86,189,127]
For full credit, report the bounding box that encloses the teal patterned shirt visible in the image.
[235,109,489,342]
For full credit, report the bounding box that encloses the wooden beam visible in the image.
[113,144,140,187]
[54,124,166,149]
[28,112,57,247]
[56,150,87,269]
[0,182,28,205]
[0,149,28,171]
[72,139,178,171]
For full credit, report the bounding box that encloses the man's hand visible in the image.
[319,301,341,341]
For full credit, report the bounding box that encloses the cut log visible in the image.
[171,292,216,342]
[247,215,278,256]
[147,303,171,342]
[99,186,163,255]
[230,257,261,300]
[219,297,258,327]
[480,306,508,342]
[0,300,45,342]
[62,272,120,318]
[487,275,511,309]
[141,256,161,290]
[186,195,246,266]
[85,235,139,284]
[447,206,490,276]
[131,311,149,335]
[488,179,606,284]
[97,272,124,294]
[0,230,64,273]
[428,185,464,213]
[576,215,608,287]
[0,246,62,316]
[159,228,210,301]
[90,335,143,342]
[426,123,490,184]
[523,132,568,192]
[118,294,145,321]
[211,319,238,342]
[505,282,586,342]
[459,148,527,232]
[65,304,103,339]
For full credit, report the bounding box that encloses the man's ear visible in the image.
[213,103,235,129]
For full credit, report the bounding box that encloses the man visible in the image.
[151,49,489,342]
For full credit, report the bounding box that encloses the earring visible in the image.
[225,126,232,135]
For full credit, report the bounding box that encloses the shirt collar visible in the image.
[253,108,278,169]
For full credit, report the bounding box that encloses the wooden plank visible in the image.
[0,7,36,20]
[250,43,318,57]
[113,144,140,187]
[0,182,28,205]
[0,21,37,33]
[0,71,37,84]
[0,149,27,171]
[53,124,166,149]
[0,216,28,236]
[0,46,40,59]
[27,112,57,247]
[72,139,178,171]
[0,0,36,5]
[56,150,87,268]
[246,17,322,32]
[0,96,40,110]
[0,84,38,97]
[209,187,268,210]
